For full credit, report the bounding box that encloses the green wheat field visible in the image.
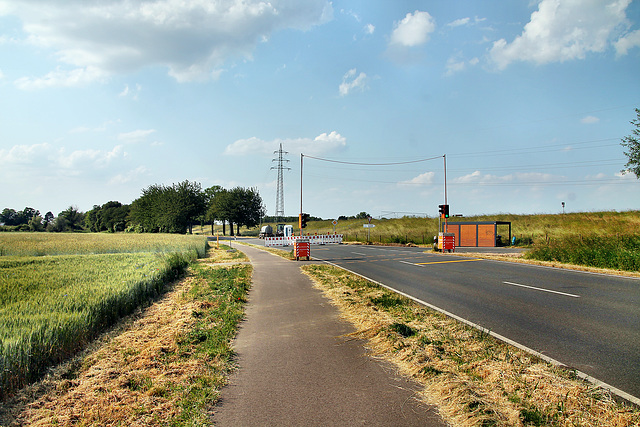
[0,233,206,397]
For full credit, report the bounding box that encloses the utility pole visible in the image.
[443,154,448,233]
[271,143,290,222]
[300,153,304,236]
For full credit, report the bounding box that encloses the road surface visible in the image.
[307,243,640,404]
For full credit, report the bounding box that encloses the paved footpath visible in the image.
[212,244,446,426]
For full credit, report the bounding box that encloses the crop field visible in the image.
[0,233,207,398]
[0,232,206,257]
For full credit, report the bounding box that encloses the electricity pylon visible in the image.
[271,143,290,221]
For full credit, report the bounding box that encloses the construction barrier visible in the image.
[264,234,343,247]
[294,238,310,260]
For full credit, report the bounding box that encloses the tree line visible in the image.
[1,181,265,235]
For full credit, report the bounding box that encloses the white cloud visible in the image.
[614,28,640,55]
[454,171,556,185]
[448,17,470,28]
[14,66,108,90]
[119,83,142,100]
[109,165,150,185]
[0,143,53,165]
[489,0,633,70]
[3,0,333,85]
[399,171,435,186]
[339,68,367,96]
[117,129,156,143]
[444,55,479,76]
[0,142,125,173]
[364,23,375,35]
[389,10,436,47]
[224,131,347,156]
[581,115,600,124]
[57,145,125,171]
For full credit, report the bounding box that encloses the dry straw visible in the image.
[303,265,640,427]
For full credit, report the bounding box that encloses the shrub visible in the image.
[526,234,640,271]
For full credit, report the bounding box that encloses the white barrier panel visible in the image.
[264,234,343,247]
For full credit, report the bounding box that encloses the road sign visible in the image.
[363,224,375,228]
[332,220,338,225]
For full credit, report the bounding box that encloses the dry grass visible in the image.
[450,251,640,279]
[0,244,250,427]
[302,264,640,427]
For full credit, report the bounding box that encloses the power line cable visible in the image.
[303,154,443,166]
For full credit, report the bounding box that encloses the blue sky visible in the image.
[1,0,639,220]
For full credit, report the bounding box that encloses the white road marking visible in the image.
[399,260,418,266]
[313,257,638,406]
[503,281,580,298]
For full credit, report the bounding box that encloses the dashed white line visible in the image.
[503,281,580,298]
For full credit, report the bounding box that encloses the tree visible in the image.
[621,108,640,178]
[0,207,40,227]
[204,187,265,236]
[86,202,130,232]
[204,185,225,235]
[21,207,40,224]
[28,215,44,232]
[232,187,265,234]
[129,181,206,233]
[43,212,54,229]
[56,206,85,231]
[0,208,18,226]
[175,181,206,234]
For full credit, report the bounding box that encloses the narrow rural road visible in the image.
[309,243,640,404]
[213,243,445,426]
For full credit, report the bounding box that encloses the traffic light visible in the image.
[299,212,310,228]
[438,204,450,218]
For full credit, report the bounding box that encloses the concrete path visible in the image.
[212,244,446,426]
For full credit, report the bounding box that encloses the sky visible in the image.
[1,0,640,221]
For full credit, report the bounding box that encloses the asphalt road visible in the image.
[301,243,640,404]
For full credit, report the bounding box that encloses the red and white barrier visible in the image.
[264,234,343,247]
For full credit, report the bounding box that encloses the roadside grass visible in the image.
[0,244,251,426]
[302,264,640,427]
[248,210,640,249]
[525,233,640,272]
[449,252,640,278]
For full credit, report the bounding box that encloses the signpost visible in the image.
[364,216,374,242]
[332,219,338,234]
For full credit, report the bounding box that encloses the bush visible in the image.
[526,234,640,271]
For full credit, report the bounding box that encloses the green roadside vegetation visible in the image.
[0,242,251,426]
[303,264,640,427]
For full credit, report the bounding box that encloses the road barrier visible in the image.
[264,234,343,247]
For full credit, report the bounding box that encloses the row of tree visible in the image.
[0,207,84,232]
[1,181,266,235]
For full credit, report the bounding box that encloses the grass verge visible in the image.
[0,244,250,426]
[302,264,640,427]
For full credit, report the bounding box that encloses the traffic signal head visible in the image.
[438,204,450,218]
[299,212,310,228]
